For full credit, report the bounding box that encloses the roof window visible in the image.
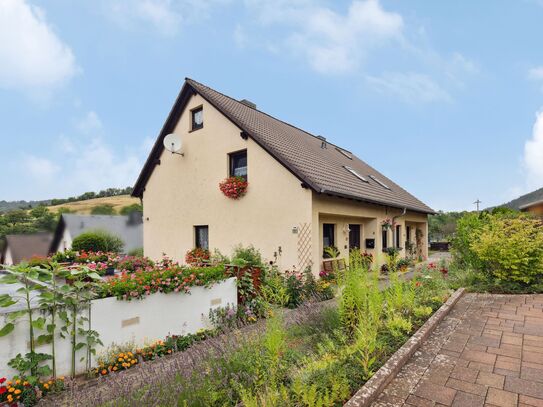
[369,174,390,190]
[343,166,369,183]
[335,147,352,159]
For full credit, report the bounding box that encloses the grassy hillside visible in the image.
[48,195,140,215]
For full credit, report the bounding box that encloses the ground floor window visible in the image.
[382,229,388,250]
[395,225,402,248]
[349,224,361,250]
[194,225,209,250]
[406,225,411,243]
[323,223,335,256]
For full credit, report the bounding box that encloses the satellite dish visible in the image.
[163,133,182,154]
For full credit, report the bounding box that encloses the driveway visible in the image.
[372,293,543,407]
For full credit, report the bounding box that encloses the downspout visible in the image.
[392,207,407,249]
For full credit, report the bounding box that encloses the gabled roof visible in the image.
[502,187,543,211]
[133,78,434,214]
[2,233,53,264]
[50,214,143,253]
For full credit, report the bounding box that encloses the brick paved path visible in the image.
[372,293,543,407]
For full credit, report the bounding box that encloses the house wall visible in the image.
[3,247,13,266]
[0,278,237,377]
[57,229,72,252]
[143,93,312,269]
[311,194,428,273]
[525,202,543,216]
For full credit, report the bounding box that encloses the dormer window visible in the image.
[191,106,203,131]
[229,150,247,180]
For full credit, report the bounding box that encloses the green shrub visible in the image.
[71,229,124,253]
[471,214,543,284]
[90,204,116,215]
[119,203,142,215]
[127,247,144,257]
[231,245,264,267]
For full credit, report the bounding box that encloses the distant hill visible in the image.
[0,199,51,212]
[501,187,543,210]
[0,187,133,213]
[48,195,139,214]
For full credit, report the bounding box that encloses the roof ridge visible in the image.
[186,77,348,151]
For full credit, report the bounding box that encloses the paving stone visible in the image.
[406,394,436,407]
[414,382,457,406]
[461,349,497,365]
[446,378,487,397]
[452,391,485,407]
[369,294,543,407]
[504,376,543,399]
[476,371,505,389]
[519,394,543,407]
[450,365,479,383]
[486,388,518,407]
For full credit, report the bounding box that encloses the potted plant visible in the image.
[219,176,248,199]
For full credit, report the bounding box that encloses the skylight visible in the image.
[335,147,352,160]
[343,166,368,183]
[369,175,390,190]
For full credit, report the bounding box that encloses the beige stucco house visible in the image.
[132,78,434,274]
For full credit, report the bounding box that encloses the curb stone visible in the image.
[344,287,466,407]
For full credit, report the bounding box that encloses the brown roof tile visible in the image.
[133,78,433,214]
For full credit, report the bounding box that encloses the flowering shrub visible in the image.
[219,176,248,199]
[185,248,210,266]
[99,265,228,300]
[0,377,64,406]
[95,351,138,376]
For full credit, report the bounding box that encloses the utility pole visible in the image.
[473,199,482,212]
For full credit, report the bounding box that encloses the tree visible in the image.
[90,204,116,215]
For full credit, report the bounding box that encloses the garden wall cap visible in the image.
[133,78,434,214]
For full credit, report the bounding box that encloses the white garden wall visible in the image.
[0,277,237,377]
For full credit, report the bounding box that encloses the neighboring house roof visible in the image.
[133,78,434,214]
[502,187,543,211]
[50,213,143,253]
[1,233,53,264]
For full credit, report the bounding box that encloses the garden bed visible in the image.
[39,261,452,406]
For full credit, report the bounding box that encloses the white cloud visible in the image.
[107,0,228,36]
[529,66,543,80]
[76,111,103,134]
[523,109,543,189]
[22,155,60,182]
[14,111,147,199]
[0,0,77,92]
[366,72,451,103]
[244,0,403,74]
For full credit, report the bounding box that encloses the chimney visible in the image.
[317,135,327,149]
[240,99,257,109]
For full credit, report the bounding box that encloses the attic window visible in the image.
[335,147,352,160]
[343,166,368,183]
[369,175,390,190]
[191,106,203,131]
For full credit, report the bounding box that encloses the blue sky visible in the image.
[1,0,543,211]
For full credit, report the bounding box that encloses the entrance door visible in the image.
[349,224,361,250]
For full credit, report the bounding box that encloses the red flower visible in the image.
[0,387,6,394]
[0,377,5,384]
